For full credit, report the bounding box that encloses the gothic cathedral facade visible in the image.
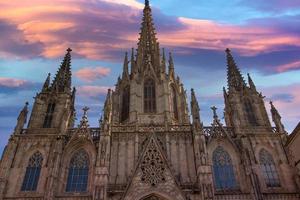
[0,1,299,200]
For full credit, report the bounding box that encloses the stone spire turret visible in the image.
[122,52,129,80]
[136,0,160,73]
[161,48,166,73]
[42,73,51,92]
[168,52,175,79]
[226,48,246,92]
[14,102,29,134]
[51,48,72,93]
[270,101,286,134]
[191,89,202,129]
[130,48,137,74]
[247,73,257,92]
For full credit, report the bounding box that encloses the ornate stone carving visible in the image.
[141,138,166,186]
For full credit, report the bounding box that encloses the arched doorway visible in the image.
[141,194,168,200]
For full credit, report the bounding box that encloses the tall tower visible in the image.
[223,49,271,133]
[110,0,189,125]
[28,48,76,132]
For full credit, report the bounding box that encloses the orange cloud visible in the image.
[75,67,111,82]
[0,0,300,59]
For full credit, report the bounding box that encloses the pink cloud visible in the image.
[0,0,300,59]
[75,67,111,82]
[0,77,29,88]
[77,86,113,98]
[275,60,300,73]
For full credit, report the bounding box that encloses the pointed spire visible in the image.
[42,73,51,92]
[191,89,201,128]
[130,48,136,74]
[136,0,160,72]
[168,52,175,78]
[79,106,89,129]
[161,48,166,73]
[270,101,286,133]
[247,73,257,91]
[122,52,129,79]
[14,102,29,134]
[51,48,72,93]
[226,48,246,92]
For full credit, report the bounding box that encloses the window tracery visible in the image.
[66,149,89,192]
[121,86,130,122]
[141,139,165,186]
[170,85,178,120]
[144,79,156,113]
[212,146,238,190]
[21,151,43,191]
[43,103,55,128]
[259,149,280,187]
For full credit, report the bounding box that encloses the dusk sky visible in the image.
[1,0,300,154]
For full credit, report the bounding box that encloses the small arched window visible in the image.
[66,149,89,192]
[21,151,43,191]
[121,86,130,122]
[170,85,178,120]
[212,146,238,190]
[244,99,257,126]
[43,103,55,128]
[144,79,156,113]
[259,149,280,187]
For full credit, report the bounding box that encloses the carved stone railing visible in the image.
[56,196,92,200]
[111,124,192,133]
[3,198,44,200]
[203,126,235,137]
[67,128,101,141]
[215,194,252,200]
[107,184,127,193]
[263,193,300,200]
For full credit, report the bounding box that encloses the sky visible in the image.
[0,0,300,154]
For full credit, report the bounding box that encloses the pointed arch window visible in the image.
[244,99,257,126]
[144,79,156,113]
[212,146,238,190]
[66,149,89,192]
[170,85,178,120]
[43,103,55,128]
[121,86,130,122]
[259,149,280,187]
[21,151,43,191]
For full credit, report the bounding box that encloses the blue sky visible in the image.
[0,0,300,155]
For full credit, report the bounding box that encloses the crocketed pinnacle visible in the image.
[247,73,257,91]
[122,52,129,79]
[226,48,246,91]
[136,0,160,71]
[42,73,51,92]
[79,106,90,129]
[168,52,175,78]
[51,48,72,93]
[191,89,201,126]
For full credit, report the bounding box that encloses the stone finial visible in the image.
[79,106,89,129]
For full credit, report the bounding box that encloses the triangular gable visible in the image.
[121,133,186,200]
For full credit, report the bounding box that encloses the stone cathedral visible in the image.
[0,1,300,200]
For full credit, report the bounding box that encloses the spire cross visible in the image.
[211,106,218,120]
[82,106,89,116]
[66,47,72,53]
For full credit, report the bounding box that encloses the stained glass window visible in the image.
[121,86,130,122]
[43,103,55,128]
[66,149,89,192]
[170,85,178,120]
[21,151,43,191]
[259,149,280,187]
[212,146,238,190]
[144,79,156,113]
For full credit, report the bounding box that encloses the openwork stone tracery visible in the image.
[141,138,166,186]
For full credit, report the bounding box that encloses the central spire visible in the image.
[136,0,160,73]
